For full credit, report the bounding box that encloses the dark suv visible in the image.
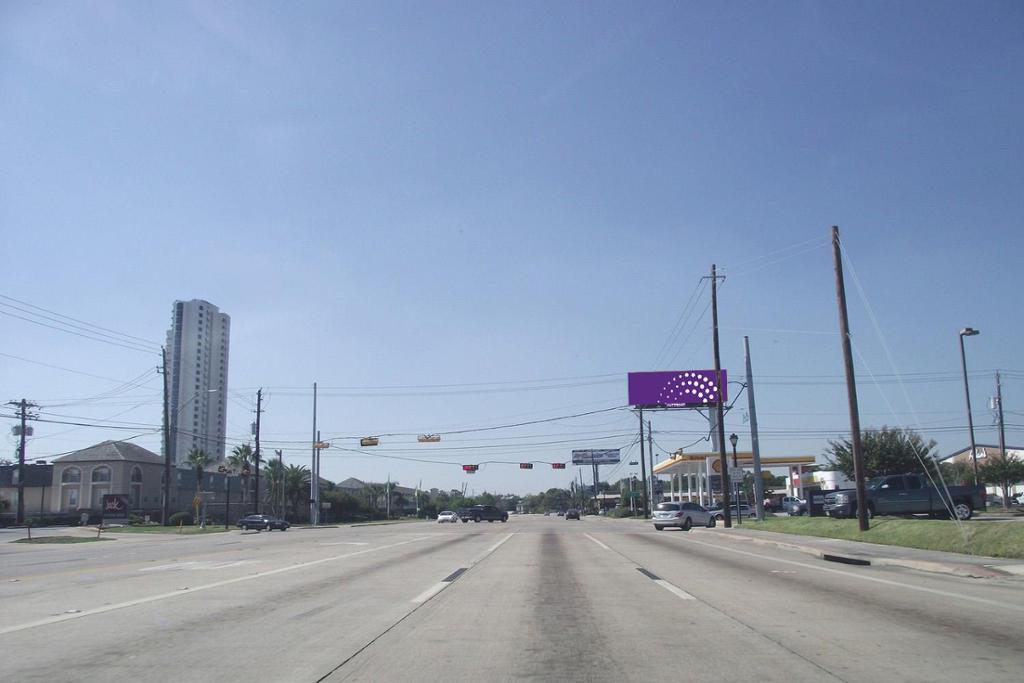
[237,514,289,531]
[461,505,508,523]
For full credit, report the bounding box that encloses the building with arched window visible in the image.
[50,441,165,515]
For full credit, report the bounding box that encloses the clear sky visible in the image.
[2,1,1021,495]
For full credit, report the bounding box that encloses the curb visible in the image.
[714,529,1016,579]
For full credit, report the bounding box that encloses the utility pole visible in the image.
[958,328,981,485]
[744,337,766,521]
[275,449,284,518]
[7,399,38,526]
[638,409,649,518]
[710,264,732,528]
[253,388,263,514]
[647,420,655,506]
[160,347,172,525]
[995,368,1003,464]
[832,226,869,531]
[311,382,318,525]
[591,461,599,513]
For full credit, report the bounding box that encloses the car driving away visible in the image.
[436,510,459,523]
[237,514,289,531]
[564,509,581,520]
[653,502,715,531]
[460,505,508,523]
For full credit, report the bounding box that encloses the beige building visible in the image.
[50,441,165,514]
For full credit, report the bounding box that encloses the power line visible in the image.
[0,294,160,346]
[0,308,158,355]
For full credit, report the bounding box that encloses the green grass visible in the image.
[13,536,113,544]
[741,516,1024,559]
[103,525,230,535]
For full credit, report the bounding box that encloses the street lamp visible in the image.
[729,433,741,526]
[958,328,980,485]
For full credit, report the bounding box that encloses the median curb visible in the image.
[713,529,1017,579]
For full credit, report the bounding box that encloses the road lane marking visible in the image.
[412,533,516,603]
[584,533,610,550]
[139,560,251,572]
[635,567,695,600]
[319,542,370,546]
[0,535,433,636]
[675,535,1024,613]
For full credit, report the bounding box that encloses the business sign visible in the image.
[627,370,727,407]
[102,494,129,520]
[572,449,621,465]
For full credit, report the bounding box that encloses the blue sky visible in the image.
[1,1,1021,494]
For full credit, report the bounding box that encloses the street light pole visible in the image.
[729,433,741,526]
[958,328,980,485]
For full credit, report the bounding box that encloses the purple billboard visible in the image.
[627,370,727,407]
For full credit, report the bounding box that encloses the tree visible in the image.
[391,492,407,517]
[825,427,939,480]
[978,455,1024,510]
[228,443,253,508]
[186,448,214,528]
[283,464,310,518]
[938,460,973,486]
[263,458,284,516]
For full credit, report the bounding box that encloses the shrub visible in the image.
[168,511,194,526]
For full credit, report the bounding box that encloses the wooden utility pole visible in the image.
[253,388,263,514]
[710,264,732,528]
[8,399,37,526]
[638,409,649,518]
[161,347,171,525]
[832,226,869,531]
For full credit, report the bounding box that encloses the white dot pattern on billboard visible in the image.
[658,371,719,405]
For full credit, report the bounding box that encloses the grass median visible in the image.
[13,536,113,544]
[102,525,230,535]
[741,516,1024,559]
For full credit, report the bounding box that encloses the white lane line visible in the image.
[319,542,370,546]
[584,533,610,550]
[680,536,1024,613]
[654,579,695,600]
[0,535,432,636]
[413,532,517,603]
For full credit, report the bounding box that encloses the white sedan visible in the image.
[436,510,459,523]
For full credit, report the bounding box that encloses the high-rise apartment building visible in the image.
[165,299,230,468]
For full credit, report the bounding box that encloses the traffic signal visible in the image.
[551,462,566,469]
[462,464,479,473]
[519,463,533,469]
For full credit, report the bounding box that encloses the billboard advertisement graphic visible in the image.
[627,370,727,407]
[572,449,621,465]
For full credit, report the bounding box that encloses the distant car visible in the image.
[237,514,289,531]
[436,510,459,523]
[544,511,551,516]
[653,502,715,531]
[565,509,581,520]
[707,503,757,521]
[557,510,565,516]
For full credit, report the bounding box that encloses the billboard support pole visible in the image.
[638,409,649,518]
[745,337,766,521]
[647,420,654,506]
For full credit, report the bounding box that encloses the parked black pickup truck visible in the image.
[459,505,508,523]
[823,474,986,520]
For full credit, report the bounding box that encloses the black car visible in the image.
[564,509,581,520]
[237,514,289,531]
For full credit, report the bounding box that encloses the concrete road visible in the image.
[1,516,1022,682]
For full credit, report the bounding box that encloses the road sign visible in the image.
[360,437,379,447]
[102,494,129,521]
[314,441,331,449]
[572,449,621,465]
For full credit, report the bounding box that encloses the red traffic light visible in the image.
[462,464,479,473]
[519,463,533,469]
[551,463,566,469]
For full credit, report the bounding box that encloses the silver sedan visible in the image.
[652,502,716,531]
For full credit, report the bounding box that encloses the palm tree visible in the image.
[392,492,408,517]
[363,483,385,513]
[283,464,311,518]
[186,448,214,528]
[228,443,254,507]
[263,458,284,516]
[186,448,214,494]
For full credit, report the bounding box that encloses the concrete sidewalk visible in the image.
[605,516,1024,579]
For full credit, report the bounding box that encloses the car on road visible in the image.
[783,499,808,515]
[706,502,757,521]
[556,510,565,516]
[652,502,715,531]
[564,509,581,520]
[436,510,459,523]
[460,505,508,523]
[237,514,289,531]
